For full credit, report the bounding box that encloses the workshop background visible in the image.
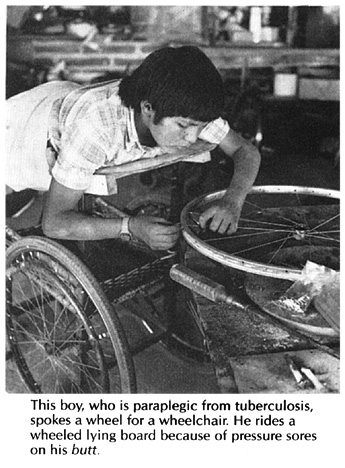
[6,5,340,394]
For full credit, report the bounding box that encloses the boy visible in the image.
[6,46,261,250]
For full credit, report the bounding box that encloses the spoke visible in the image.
[236,226,294,234]
[309,213,340,232]
[59,353,101,373]
[12,325,83,358]
[240,217,298,229]
[242,200,266,211]
[13,341,46,364]
[32,270,52,340]
[18,268,56,341]
[51,299,75,337]
[217,235,294,257]
[267,233,294,265]
[33,362,57,387]
[296,193,311,231]
[10,288,48,340]
[50,355,81,392]
[29,356,54,374]
[58,354,104,393]
[50,316,85,347]
[317,230,340,234]
[243,200,302,227]
[51,300,73,352]
[14,337,84,347]
[306,233,340,243]
[206,229,292,243]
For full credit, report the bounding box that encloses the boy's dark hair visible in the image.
[119,46,224,124]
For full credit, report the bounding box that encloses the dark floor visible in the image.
[6,111,340,394]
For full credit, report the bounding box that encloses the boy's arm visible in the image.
[42,178,180,250]
[199,128,261,234]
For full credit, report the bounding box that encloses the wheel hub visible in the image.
[293,229,306,240]
[44,342,55,355]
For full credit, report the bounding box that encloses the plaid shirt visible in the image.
[49,80,229,195]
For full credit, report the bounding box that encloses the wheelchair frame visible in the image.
[5,161,193,394]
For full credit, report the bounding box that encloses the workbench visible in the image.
[184,250,340,394]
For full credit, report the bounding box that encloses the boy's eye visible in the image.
[178,123,187,129]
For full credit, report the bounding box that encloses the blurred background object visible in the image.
[6,5,340,171]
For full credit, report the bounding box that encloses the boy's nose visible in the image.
[183,127,199,143]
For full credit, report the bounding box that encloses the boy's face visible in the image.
[140,103,208,149]
[149,116,208,149]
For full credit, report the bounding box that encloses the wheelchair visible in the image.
[6,163,206,394]
[7,155,340,394]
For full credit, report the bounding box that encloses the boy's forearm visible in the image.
[222,144,261,205]
[42,209,124,240]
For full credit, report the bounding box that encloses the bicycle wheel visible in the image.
[181,186,340,281]
[6,237,136,393]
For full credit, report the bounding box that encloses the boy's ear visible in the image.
[140,101,154,116]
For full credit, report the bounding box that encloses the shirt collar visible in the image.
[126,107,143,151]
[126,107,163,156]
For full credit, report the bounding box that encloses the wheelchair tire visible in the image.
[6,236,136,393]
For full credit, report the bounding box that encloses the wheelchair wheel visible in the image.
[6,237,136,393]
[181,186,339,281]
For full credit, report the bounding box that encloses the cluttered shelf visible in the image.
[7,33,339,84]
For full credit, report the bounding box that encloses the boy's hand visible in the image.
[129,216,180,250]
[199,198,243,235]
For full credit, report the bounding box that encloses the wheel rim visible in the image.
[181,185,340,281]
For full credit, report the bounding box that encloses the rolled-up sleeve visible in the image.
[51,158,98,191]
[199,117,230,144]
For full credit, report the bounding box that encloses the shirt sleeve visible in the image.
[51,102,115,191]
[198,117,230,144]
